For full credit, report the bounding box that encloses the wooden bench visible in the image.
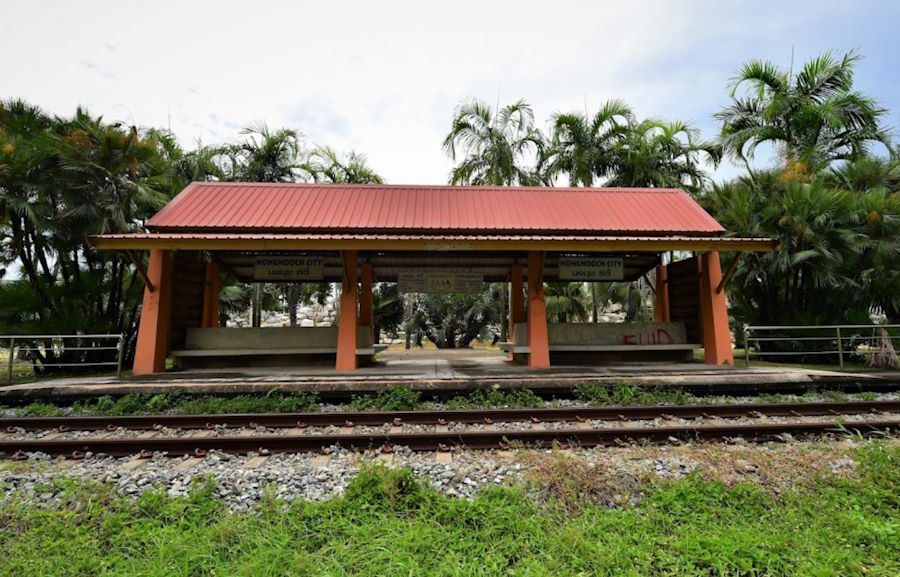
[170,326,387,366]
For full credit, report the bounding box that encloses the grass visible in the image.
[574,380,700,406]
[723,349,879,372]
[1,443,898,576]
[6,382,887,417]
[445,387,545,409]
[8,389,320,417]
[351,386,422,411]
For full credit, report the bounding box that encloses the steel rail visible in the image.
[2,400,900,432]
[2,419,898,457]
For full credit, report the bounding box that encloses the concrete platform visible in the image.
[1,349,898,400]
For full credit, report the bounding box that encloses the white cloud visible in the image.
[2,0,896,184]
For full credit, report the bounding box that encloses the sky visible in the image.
[3,0,899,185]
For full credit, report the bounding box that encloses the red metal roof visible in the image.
[147,182,724,236]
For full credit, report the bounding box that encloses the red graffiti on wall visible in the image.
[622,329,675,345]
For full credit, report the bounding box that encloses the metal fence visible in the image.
[2,334,124,384]
[742,324,900,368]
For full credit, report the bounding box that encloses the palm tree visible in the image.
[707,171,868,329]
[373,283,403,343]
[608,119,718,193]
[545,99,633,186]
[300,145,383,184]
[442,98,544,186]
[822,156,900,193]
[715,50,892,174]
[224,124,304,182]
[218,124,306,326]
[405,289,501,349]
[544,282,588,323]
[146,128,225,191]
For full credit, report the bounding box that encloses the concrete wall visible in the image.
[184,326,374,350]
[512,322,689,346]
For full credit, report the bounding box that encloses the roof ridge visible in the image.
[185,182,686,194]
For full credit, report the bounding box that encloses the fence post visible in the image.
[116,335,124,380]
[836,327,844,369]
[743,325,751,367]
[6,337,14,385]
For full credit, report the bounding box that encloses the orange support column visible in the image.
[359,262,374,344]
[335,250,358,370]
[654,264,670,322]
[526,251,550,369]
[133,249,174,375]
[509,264,525,359]
[201,261,220,328]
[699,251,734,366]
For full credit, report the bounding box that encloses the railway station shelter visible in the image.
[91,183,775,375]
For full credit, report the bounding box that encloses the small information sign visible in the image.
[398,271,484,294]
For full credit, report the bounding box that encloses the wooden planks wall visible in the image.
[667,256,702,345]
[169,252,206,351]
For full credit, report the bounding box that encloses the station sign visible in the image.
[558,256,624,281]
[253,255,324,281]
[398,271,483,294]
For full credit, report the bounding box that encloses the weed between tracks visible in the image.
[2,382,893,418]
[1,443,898,575]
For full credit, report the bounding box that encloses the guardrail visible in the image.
[2,334,124,384]
[742,324,900,369]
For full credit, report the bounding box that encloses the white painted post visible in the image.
[6,337,14,385]
[116,335,124,379]
[836,327,844,369]
[743,325,751,367]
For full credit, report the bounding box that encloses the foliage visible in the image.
[351,385,422,411]
[704,164,900,331]
[0,100,178,370]
[2,444,899,575]
[404,286,501,349]
[573,381,698,406]
[13,389,319,416]
[716,50,893,173]
[544,282,588,323]
[445,387,544,409]
[372,283,403,343]
[300,145,383,184]
[606,119,719,194]
[442,98,544,185]
[220,123,304,182]
[544,99,633,186]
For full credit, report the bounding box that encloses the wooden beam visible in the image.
[125,250,154,293]
[210,254,243,284]
[716,251,744,294]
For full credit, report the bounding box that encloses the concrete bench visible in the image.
[498,343,699,353]
[170,326,387,364]
[499,322,698,359]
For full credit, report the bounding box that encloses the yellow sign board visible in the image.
[558,256,624,281]
[398,271,483,294]
[253,256,324,281]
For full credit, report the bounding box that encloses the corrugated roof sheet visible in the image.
[101,233,759,243]
[146,183,724,236]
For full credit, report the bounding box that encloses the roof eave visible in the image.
[89,234,777,253]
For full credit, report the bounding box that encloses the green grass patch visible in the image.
[1,444,899,575]
[351,385,422,411]
[9,389,319,417]
[574,380,699,406]
[445,387,545,409]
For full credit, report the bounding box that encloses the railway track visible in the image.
[2,399,899,458]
